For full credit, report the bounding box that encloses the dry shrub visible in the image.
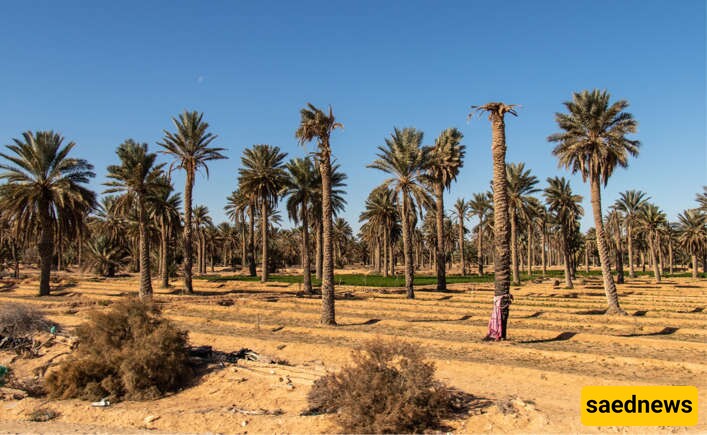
[308,340,451,433]
[45,299,192,401]
[0,303,55,337]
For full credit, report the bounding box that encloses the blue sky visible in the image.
[1,0,705,231]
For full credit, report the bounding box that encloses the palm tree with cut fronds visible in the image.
[369,127,431,299]
[159,111,226,294]
[238,144,288,283]
[0,131,96,296]
[549,89,640,315]
[105,140,167,299]
[425,128,465,290]
[296,103,343,325]
[614,190,649,278]
[544,176,583,288]
[677,209,706,278]
[470,102,518,340]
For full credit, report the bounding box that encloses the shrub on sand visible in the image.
[308,340,452,433]
[45,299,192,401]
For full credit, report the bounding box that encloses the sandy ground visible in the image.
[0,268,705,434]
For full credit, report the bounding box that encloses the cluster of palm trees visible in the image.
[1,90,705,329]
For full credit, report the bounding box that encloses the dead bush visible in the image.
[45,298,193,401]
[0,303,55,337]
[27,407,59,422]
[307,340,451,433]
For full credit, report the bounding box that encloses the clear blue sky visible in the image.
[1,0,705,231]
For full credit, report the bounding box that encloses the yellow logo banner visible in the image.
[581,386,698,426]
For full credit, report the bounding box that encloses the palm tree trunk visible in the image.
[458,215,465,276]
[247,203,256,276]
[615,225,624,284]
[183,170,194,293]
[489,109,512,339]
[161,219,169,288]
[627,224,635,278]
[401,194,414,299]
[261,201,269,283]
[478,221,484,275]
[590,177,624,314]
[527,223,533,275]
[691,254,698,279]
[77,230,82,271]
[561,227,573,288]
[668,240,673,275]
[38,197,53,296]
[138,201,153,299]
[434,183,446,290]
[541,227,547,276]
[315,223,323,280]
[319,151,336,325]
[240,213,247,270]
[301,207,312,294]
[383,228,389,277]
[11,242,19,279]
[510,208,520,285]
[648,233,661,283]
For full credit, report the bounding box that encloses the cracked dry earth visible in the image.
[1,271,705,434]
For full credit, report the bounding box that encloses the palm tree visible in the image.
[310,163,348,280]
[149,178,182,288]
[614,190,649,278]
[191,205,213,275]
[238,144,287,283]
[0,131,96,296]
[425,128,465,290]
[605,207,625,284]
[470,102,518,340]
[677,209,706,278]
[225,188,253,274]
[544,177,583,289]
[506,163,539,285]
[451,198,470,275]
[360,186,399,277]
[369,127,431,299]
[549,89,640,315]
[639,203,667,283]
[105,140,167,299]
[282,157,318,294]
[159,111,226,294]
[295,103,343,325]
[469,191,493,276]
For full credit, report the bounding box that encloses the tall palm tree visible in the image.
[296,103,343,325]
[469,191,493,276]
[225,188,252,274]
[614,190,649,278]
[506,163,540,285]
[0,131,96,296]
[105,140,167,299]
[238,144,287,283]
[470,102,518,340]
[639,203,667,283]
[677,209,706,278]
[549,89,640,315]
[149,178,182,288]
[360,186,399,277]
[544,177,583,288]
[369,127,431,299]
[425,128,465,290]
[451,198,470,275]
[282,157,318,294]
[159,111,226,294]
